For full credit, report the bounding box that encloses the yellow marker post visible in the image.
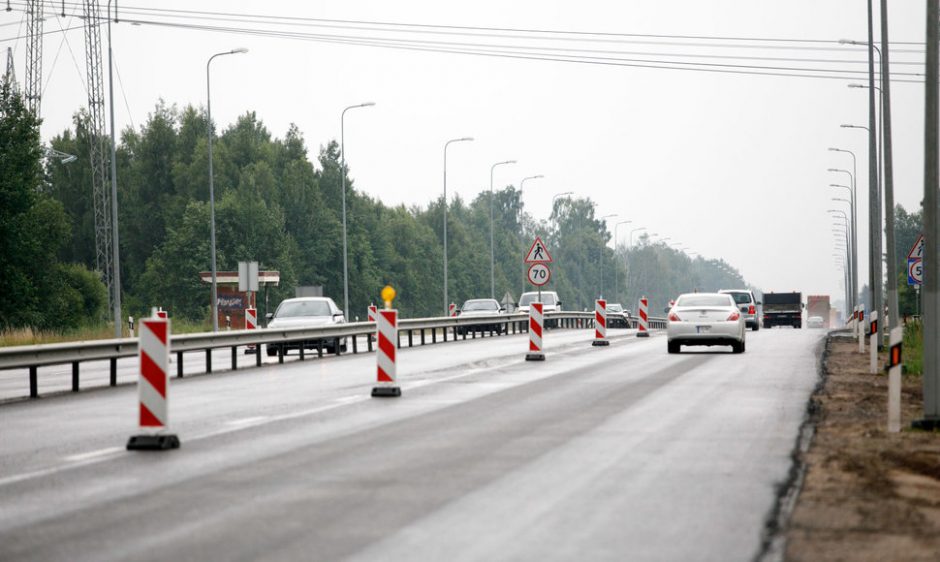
[381,285,396,310]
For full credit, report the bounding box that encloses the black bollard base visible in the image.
[127,434,180,451]
[592,340,610,347]
[525,353,545,361]
[371,386,402,398]
[636,332,650,338]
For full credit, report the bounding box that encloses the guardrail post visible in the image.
[72,362,79,392]
[352,335,358,354]
[206,349,213,373]
[420,329,426,346]
[443,327,448,342]
[29,366,38,398]
[177,351,184,378]
[231,346,238,371]
[432,329,437,344]
[335,337,342,356]
[368,334,374,352]
[408,330,413,347]
[317,341,323,359]
[110,358,117,386]
[255,347,262,366]
[300,344,305,361]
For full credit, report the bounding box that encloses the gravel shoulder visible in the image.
[784,333,940,561]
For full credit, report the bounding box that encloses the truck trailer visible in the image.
[762,292,803,329]
[806,295,831,329]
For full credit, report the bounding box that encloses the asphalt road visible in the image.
[0,327,824,561]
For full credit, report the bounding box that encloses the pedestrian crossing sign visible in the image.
[524,236,553,263]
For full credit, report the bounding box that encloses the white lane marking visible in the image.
[63,446,124,463]
[2,340,625,488]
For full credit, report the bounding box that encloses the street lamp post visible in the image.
[207,47,248,332]
[550,191,574,233]
[340,101,375,319]
[613,220,631,300]
[629,227,646,247]
[598,214,617,297]
[489,160,516,299]
[518,175,544,296]
[106,1,122,338]
[443,137,474,315]
[828,163,857,310]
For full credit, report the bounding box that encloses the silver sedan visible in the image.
[666,293,746,354]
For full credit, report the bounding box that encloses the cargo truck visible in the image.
[806,295,831,329]
[762,292,803,329]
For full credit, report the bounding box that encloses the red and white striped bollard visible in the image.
[637,297,650,338]
[526,302,545,361]
[593,299,609,347]
[126,313,180,450]
[245,307,258,354]
[449,302,457,317]
[371,309,401,397]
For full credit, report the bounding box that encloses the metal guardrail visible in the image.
[0,311,666,399]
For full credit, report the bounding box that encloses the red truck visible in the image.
[806,295,831,329]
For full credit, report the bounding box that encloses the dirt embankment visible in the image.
[784,334,940,561]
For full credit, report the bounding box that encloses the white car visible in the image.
[667,292,746,354]
[807,316,825,329]
[518,291,561,328]
[457,298,506,335]
[265,297,346,356]
[719,289,761,331]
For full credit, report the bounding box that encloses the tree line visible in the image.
[4,86,839,334]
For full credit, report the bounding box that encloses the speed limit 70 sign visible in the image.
[527,263,551,286]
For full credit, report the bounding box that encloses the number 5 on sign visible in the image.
[527,263,551,286]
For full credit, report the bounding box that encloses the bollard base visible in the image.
[127,434,180,451]
[371,386,401,398]
[592,340,610,347]
[911,418,940,431]
[636,332,650,338]
[525,352,545,361]
[244,345,257,355]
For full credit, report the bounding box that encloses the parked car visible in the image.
[457,298,506,335]
[518,291,562,328]
[606,302,630,328]
[718,289,761,331]
[265,297,347,356]
[667,292,746,354]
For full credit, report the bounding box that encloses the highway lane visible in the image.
[0,326,563,401]
[0,328,823,561]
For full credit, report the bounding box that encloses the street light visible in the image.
[443,136,473,315]
[828,162,857,310]
[106,0,122,337]
[490,160,517,299]
[340,101,375,318]
[550,191,574,233]
[207,47,248,332]
[613,220,632,299]
[517,175,544,295]
[598,214,617,297]
[629,227,646,247]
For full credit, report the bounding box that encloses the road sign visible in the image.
[238,261,259,292]
[527,263,551,286]
[524,236,553,263]
[907,234,925,260]
[909,258,924,286]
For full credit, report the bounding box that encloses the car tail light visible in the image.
[668,312,682,322]
[748,305,755,315]
[727,311,741,321]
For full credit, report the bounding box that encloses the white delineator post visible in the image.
[593,299,609,347]
[637,297,650,338]
[887,325,903,433]
[126,315,180,450]
[858,305,866,354]
[526,302,545,361]
[371,309,401,397]
[869,311,879,374]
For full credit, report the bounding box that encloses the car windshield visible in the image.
[276,300,332,318]
[519,293,556,306]
[607,304,623,312]
[463,300,498,311]
[677,295,733,307]
[724,292,752,305]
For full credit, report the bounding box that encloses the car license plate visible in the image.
[696,325,710,333]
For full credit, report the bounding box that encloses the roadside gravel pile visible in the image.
[785,334,940,561]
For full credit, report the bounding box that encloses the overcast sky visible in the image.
[1,1,929,303]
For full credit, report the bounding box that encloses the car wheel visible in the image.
[667,341,680,354]
[266,345,278,357]
[752,323,760,332]
[732,341,745,354]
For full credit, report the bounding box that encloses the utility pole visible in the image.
[879,0,899,333]
[866,0,884,349]
[915,0,940,429]
[24,0,42,117]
